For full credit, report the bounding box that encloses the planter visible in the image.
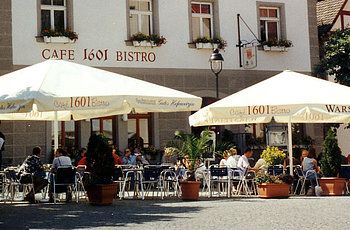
[132,40,157,47]
[263,45,289,52]
[195,42,218,49]
[319,178,345,196]
[43,36,74,44]
[180,181,200,201]
[86,183,117,205]
[258,183,290,198]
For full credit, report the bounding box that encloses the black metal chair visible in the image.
[113,166,125,198]
[52,166,77,203]
[142,166,163,198]
[208,165,230,197]
[340,165,350,194]
[268,165,284,176]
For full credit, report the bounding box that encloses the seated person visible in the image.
[237,148,256,175]
[49,148,73,203]
[302,148,319,194]
[122,148,137,165]
[283,155,301,172]
[136,153,149,166]
[76,148,87,166]
[112,148,123,165]
[300,149,309,165]
[225,148,240,168]
[253,158,268,173]
[219,151,229,167]
[161,147,178,167]
[17,146,48,203]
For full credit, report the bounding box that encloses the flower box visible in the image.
[195,42,218,49]
[263,45,289,52]
[132,41,157,47]
[258,183,290,198]
[44,36,75,44]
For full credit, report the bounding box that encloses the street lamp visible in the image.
[209,49,224,98]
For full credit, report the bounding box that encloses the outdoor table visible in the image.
[121,167,144,199]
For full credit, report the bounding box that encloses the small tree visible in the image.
[86,133,114,184]
[320,128,342,177]
[315,28,350,85]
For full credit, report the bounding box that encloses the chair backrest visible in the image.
[340,165,350,179]
[210,166,228,177]
[113,167,124,181]
[295,165,304,177]
[143,167,162,181]
[268,165,284,176]
[55,166,76,184]
[4,168,19,182]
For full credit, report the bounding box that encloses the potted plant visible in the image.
[255,173,293,198]
[41,29,78,43]
[171,130,212,201]
[261,39,292,52]
[130,32,167,47]
[193,37,227,50]
[319,128,345,196]
[85,133,116,205]
[256,146,291,198]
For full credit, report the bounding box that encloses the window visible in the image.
[128,113,152,148]
[41,0,66,32]
[51,121,78,151]
[259,7,280,42]
[129,0,153,36]
[191,2,213,40]
[91,117,115,145]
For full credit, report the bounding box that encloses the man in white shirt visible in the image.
[237,148,254,175]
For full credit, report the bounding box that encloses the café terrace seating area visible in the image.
[1,163,350,203]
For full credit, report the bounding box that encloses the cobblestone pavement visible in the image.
[1,196,349,229]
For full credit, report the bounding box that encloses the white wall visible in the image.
[12,0,311,71]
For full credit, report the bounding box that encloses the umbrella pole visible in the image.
[54,111,58,151]
[287,117,293,175]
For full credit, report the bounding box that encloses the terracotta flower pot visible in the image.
[319,178,345,196]
[258,183,290,198]
[180,181,201,201]
[87,183,117,205]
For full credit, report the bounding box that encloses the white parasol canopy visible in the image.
[189,70,350,174]
[0,60,202,149]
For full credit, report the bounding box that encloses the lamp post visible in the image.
[209,49,224,98]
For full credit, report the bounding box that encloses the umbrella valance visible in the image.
[190,70,350,126]
[0,60,202,120]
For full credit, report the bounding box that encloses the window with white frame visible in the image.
[191,2,213,40]
[259,7,280,42]
[41,0,66,32]
[129,0,153,36]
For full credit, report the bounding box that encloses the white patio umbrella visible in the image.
[189,70,350,175]
[0,60,202,149]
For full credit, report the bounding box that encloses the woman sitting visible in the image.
[302,148,319,195]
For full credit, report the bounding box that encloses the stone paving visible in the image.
[0,196,349,229]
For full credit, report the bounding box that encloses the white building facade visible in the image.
[0,0,319,164]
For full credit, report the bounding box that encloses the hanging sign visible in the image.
[242,45,257,69]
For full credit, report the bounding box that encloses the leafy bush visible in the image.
[255,172,293,185]
[261,146,286,166]
[86,134,114,184]
[320,128,342,177]
[130,32,167,46]
[261,39,292,47]
[194,36,227,49]
[41,29,78,41]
